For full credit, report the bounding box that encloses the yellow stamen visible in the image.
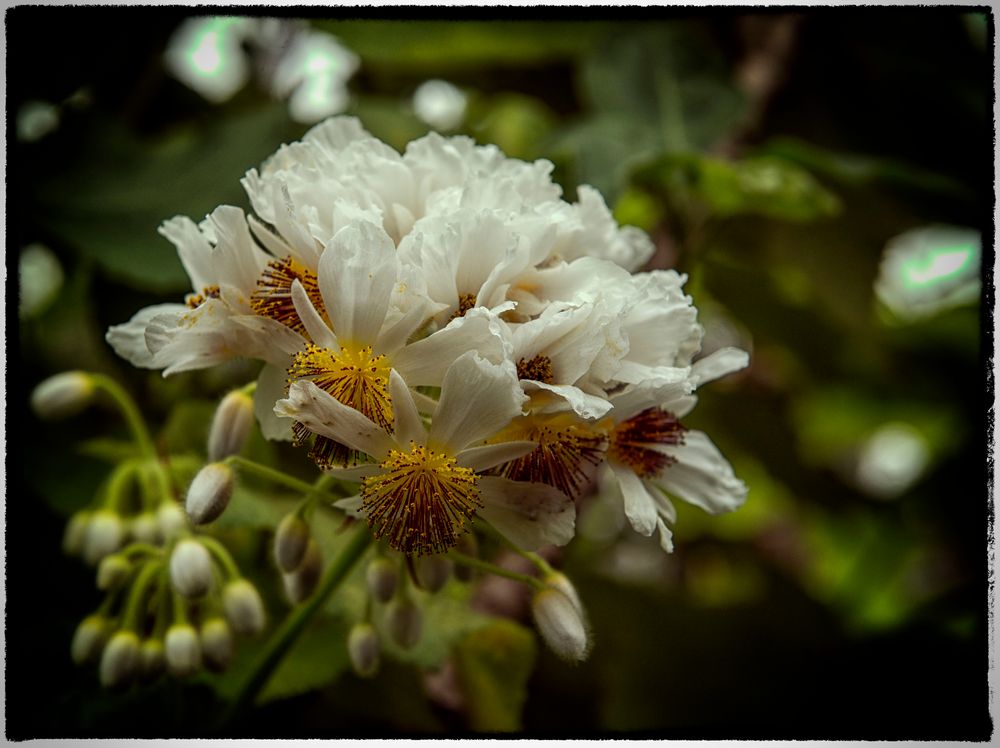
[185,285,220,309]
[608,408,685,478]
[251,256,325,336]
[362,444,481,556]
[516,355,555,384]
[488,413,606,497]
[450,292,478,320]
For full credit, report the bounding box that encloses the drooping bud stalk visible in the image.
[365,557,398,603]
[414,555,453,593]
[185,462,234,525]
[97,554,132,591]
[157,502,187,541]
[165,623,202,677]
[207,389,255,461]
[63,511,91,556]
[347,622,380,678]
[71,615,110,665]
[274,512,311,573]
[385,598,423,649]
[83,510,125,566]
[200,618,234,672]
[530,574,590,662]
[30,371,95,420]
[222,578,267,636]
[139,638,165,680]
[169,538,214,598]
[282,538,321,605]
[129,512,160,544]
[99,630,140,687]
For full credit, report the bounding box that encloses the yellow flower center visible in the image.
[450,292,478,320]
[251,256,325,337]
[362,444,481,556]
[185,285,220,309]
[516,354,555,384]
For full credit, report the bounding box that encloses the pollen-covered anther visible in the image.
[516,354,555,384]
[361,444,481,556]
[450,292,478,320]
[185,285,220,309]
[608,407,686,478]
[250,255,325,334]
[489,415,606,497]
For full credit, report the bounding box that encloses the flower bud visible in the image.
[282,538,321,605]
[169,539,214,598]
[30,371,94,420]
[165,624,202,677]
[385,598,423,649]
[157,502,187,541]
[71,615,110,665]
[63,511,91,556]
[207,390,255,461]
[83,510,125,565]
[365,557,398,603]
[99,630,140,687]
[414,555,452,594]
[531,578,590,662]
[200,618,234,672]
[139,638,165,680]
[347,622,380,678]
[96,554,131,591]
[185,462,234,525]
[274,513,311,573]
[222,578,267,636]
[129,512,160,544]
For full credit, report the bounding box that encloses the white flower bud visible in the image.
[185,462,234,525]
[414,555,452,593]
[129,512,160,544]
[96,554,132,591]
[100,630,140,687]
[208,390,255,461]
[531,578,590,662]
[365,557,398,603]
[282,538,321,605]
[30,371,94,420]
[63,511,91,556]
[347,622,380,678]
[83,510,125,565]
[169,539,214,598]
[274,513,311,573]
[139,638,165,680]
[157,502,187,541]
[200,618,234,672]
[385,598,423,650]
[165,624,202,677]
[545,572,583,615]
[222,578,267,636]
[71,615,110,665]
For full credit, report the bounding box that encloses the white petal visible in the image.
[327,465,378,482]
[319,221,397,344]
[254,363,293,441]
[430,352,525,452]
[159,216,214,292]
[692,347,750,387]
[607,462,658,537]
[291,279,338,350]
[375,295,431,355]
[333,494,364,517]
[456,440,537,472]
[105,304,187,369]
[525,381,612,420]
[387,369,425,447]
[608,372,693,423]
[205,205,271,292]
[228,314,308,364]
[477,476,575,550]
[274,380,393,459]
[655,430,747,515]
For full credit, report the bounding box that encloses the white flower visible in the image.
[276,351,575,555]
[413,79,467,131]
[271,30,359,124]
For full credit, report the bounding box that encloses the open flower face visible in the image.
[275,351,576,556]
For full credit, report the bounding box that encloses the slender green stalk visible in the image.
[103,460,139,513]
[121,561,163,631]
[197,535,241,580]
[224,456,349,504]
[449,551,544,589]
[221,524,371,726]
[90,374,157,460]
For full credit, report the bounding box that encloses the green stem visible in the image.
[103,460,139,513]
[449,551,544,589]
[222,524,371,725]
[90,374,157,461]
[197,535,241,581]
[121,542,164,560]
[224,456,350,504]
[121,560,163,631]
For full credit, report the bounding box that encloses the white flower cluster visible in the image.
[108,116,748,557]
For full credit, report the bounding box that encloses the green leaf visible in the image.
[469,93,558,160]
[452,619,537,732]
[259,615,354,703]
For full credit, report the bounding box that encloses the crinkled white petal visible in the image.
[523,381,612,420]
[691,347,750,388]
[477,476,575,550]
[158,216,215,292]
[456,440,538,472]
[607,461,658,537]
[654,430,747,515]
[608,371,693,423]
[105,303,188,369]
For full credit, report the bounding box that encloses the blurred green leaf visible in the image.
[452,619,537,732]
[160,399,214,456]
[259,615,353,703]
[351,95,430,152]
[469,93,558,160]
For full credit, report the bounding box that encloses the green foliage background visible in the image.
[8,7,992,739]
